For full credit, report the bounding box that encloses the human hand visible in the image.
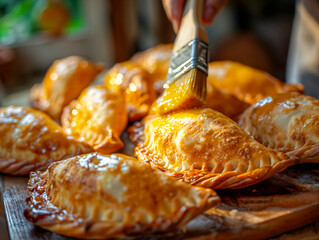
[162,0,228,33]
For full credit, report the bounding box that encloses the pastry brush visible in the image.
[156,0,208,115]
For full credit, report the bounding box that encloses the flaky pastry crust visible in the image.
[131,44,172,95]
[0,106,93,175]
[131,46,299,118]
[208,61,303,105]
[206,83,250,119]
[61,85,128,154]
[104,62,156,121]
[129,108,296,189]
[30,56,103,120]
[24,153,220,239]
[239,92,319,163]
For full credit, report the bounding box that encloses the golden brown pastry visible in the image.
[148,83,249,120]
[61,85,127,154]
[30,56,103,120]
[0,106,93,175]
[131,44,172,95]
[25,152,220,239]
[239,92,319,163]
[208,61,303,105]
[104,62,156,122]
[131,50,252,116]
[154,70,208,115]
[206,83,250,119]
[130,108,296,189]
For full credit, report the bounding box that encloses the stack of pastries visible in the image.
[0,44,317,239]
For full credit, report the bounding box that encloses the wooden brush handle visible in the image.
[173,0,208,52]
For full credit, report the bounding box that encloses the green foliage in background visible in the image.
[0,0,86,45]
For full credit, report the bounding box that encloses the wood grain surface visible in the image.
[0,175,10,240]
[1,163,319,240]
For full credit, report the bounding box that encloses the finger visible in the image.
[162,0,174,21]
[172,0,186,32]
[162,0,186,33]
[203,0,228,24]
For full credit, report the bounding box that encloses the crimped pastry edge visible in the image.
[135,143,297,189]
[61,100,124,154]
[0,157,54,175]
[285,143,319,164]
[24,161,220,239]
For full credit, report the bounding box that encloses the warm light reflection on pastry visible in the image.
[25,152,220,239]
[155,70,207,115]
[130,108,296,189]
[30,56,103,120]
[206,83,250,119]
[239,92,319,163]
[61,85,127,154]
[208,61,303,105]
[104,62,156,121]
[0,106,93,175]
[147,76,249,120]
[131,44,172,95]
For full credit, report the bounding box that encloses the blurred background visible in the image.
[0,0,297,103]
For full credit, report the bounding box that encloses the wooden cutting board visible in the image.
[1,162,319,240]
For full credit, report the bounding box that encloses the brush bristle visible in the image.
[155,69,207,115]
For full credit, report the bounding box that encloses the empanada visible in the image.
[61,85,127,154]
[208,61,303,104]
[0,106,93,175]
[206,83,250,119]
[30,56,103,120]
[24,152,220,239]
[131,44,172,95]
[239,92,319,162]
[130,108,296,189]
[104,62,156,121]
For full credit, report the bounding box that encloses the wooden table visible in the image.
[1,163,319,240]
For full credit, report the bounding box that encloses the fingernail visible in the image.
[203,7,216,24]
